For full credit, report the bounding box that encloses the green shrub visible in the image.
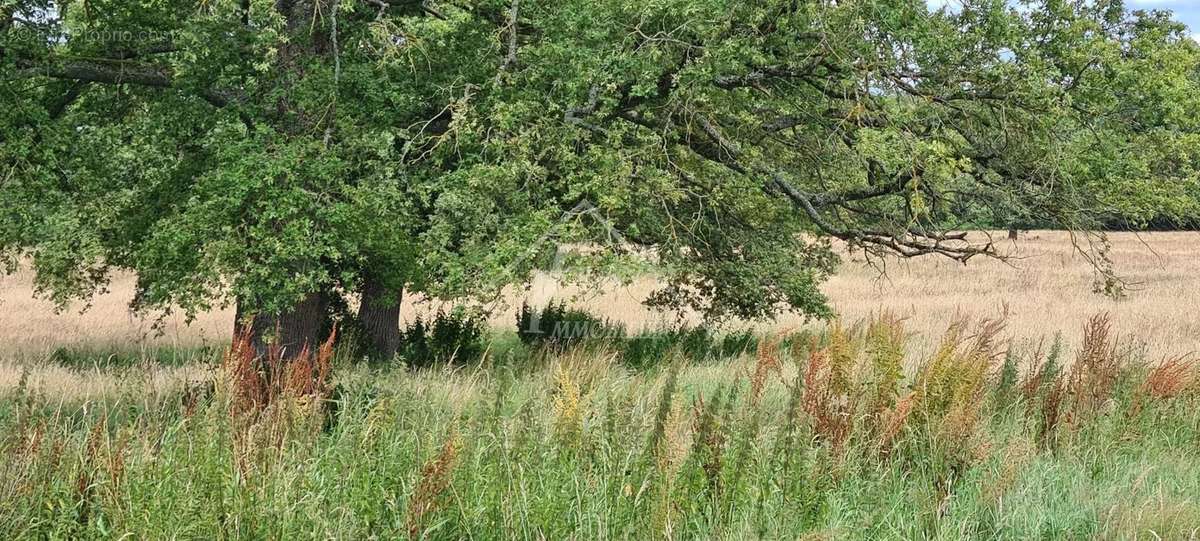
[516,300,625,349]
[621,330,673,369]
[516,302,759,368]
[400,309,486,368]
[718,329,759,358]
[621,325,759,369]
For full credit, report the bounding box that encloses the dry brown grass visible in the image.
[819,231,1200,357]
[2,231,1198,360]
[405,428,464,539]
[222,325,336,417]
[0,360,208,399]
[1140,356,1200,401]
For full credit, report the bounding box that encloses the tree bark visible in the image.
[234,291,331,359]
[358,274,403,360]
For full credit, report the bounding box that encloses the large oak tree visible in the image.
[3,0,1198,358]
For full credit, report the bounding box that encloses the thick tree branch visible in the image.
[712,58,826,90]
[500,0,519,71]
[564,85,602,132]
[374,0,448,20]
[610,106,997,263]
[47,82,87,119]
[12,60,233,108]
[771,173,996,262]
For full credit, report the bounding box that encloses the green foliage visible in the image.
[7,0,1199,325]
[516,300,625,349]
[42,344,217,370]
[516,300,760,368]
[622,325,758,369]
[399,309,486,368]
[995,347,1020,407]
[864,314,906,412]
[1043,334,1066,394]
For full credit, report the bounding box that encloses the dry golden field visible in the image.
[1,230,1198,360]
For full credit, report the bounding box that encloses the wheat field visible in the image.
[2,230,1200,359]
[1,230,1198,359]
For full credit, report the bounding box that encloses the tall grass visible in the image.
[2,314,1199,539]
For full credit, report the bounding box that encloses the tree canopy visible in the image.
[3,0,1199,355]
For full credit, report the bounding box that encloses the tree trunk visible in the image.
[223,1,335,360]
[358,274,403,360]
[1007,227,1019,241]
[234,291,331,359]
[223,1,346,361]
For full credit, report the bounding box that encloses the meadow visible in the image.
[2,232,1200,539]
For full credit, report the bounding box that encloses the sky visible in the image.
[926,0,1200,40]
[1126,0,1200,39]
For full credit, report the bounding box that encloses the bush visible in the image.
[516,301,759,368]
[622,325,759,369]
[516,300,625,349]
[400,309,486,368]
[718,329,759,358]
